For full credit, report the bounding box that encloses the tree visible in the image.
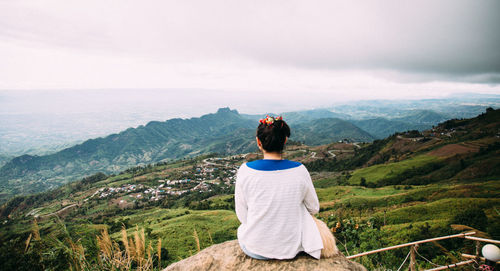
[360,177,367,187]
[451,207,488,231]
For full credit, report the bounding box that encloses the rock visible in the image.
[164,240,367,271]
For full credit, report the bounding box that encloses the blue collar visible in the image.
[246,159,302,171]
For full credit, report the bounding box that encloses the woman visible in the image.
[235,115,338,260]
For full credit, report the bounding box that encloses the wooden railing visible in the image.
[346,231,500,271]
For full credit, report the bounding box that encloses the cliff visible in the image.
[164,240,366,271]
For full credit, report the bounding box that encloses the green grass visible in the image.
[381,198,500,224]
[205,194,234,209]
[107,177,135,187]
[316,185,411,202]
[349,154,441,185]
[381,219,451,245]
[313,178,340,188]
[316,180,500,228]
[110,208,239,263]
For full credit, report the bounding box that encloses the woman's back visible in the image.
[235,159,323,259]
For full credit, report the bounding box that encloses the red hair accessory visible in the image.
[259,115,283,126]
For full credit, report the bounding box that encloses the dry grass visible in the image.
[24,218,166,270]
[157,238,162,270]
[450,224,491,238]
[67,238,86,271]
[67,225,162,270]
[24,233,32,253]
[32,219,41,240]
[96,226,154,270]
[193,228,200,252]
[24,219,40,253]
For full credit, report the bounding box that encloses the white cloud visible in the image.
[0,0,499,99]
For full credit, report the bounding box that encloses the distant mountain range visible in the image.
[0,103,498,200]
[351,110,449,139]
[241,109,351,124]
[0,108,374,197]
[2,94,498,158]
[242,108,450,140]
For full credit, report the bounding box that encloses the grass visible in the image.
[316,185,413,203]
[380,219,451,245]
[316,180,500,229]
[4,178,499,270]
[381,197,500,224]
[110,208,239,264]
[349,154,441,185]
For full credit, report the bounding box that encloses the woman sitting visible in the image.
[235,115,338,260]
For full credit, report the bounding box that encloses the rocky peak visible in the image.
[164,240,366,271]
[216,107,239,115]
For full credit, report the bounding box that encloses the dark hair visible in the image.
[256,119,290,153]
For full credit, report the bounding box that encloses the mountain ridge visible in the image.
[0,108,498,270]
[0,108,374,199]
[2,106,494,201]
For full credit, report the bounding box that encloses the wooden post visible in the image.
[475,240,481,264]
[409,245,417,271]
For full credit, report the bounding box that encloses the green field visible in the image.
[349,154,441,185]
[2,109,499,270]
[108,208,239,263]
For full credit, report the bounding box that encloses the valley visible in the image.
[0,108,499,270]
[2,95,499,204]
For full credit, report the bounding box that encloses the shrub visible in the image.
[450,207,488,231]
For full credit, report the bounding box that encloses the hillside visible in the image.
[0,154,12,168]
[293,118,374,144]
[243,108,454,140]
[0,108,251,197]
[392,109,449,124]
[0,108,377,201]
[2,94,497,159]
[351,118,430,139]
[1,105,486,200]
[241,109,352,124]
[0,108,499,270]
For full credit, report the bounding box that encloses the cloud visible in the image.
[0,0,499,91]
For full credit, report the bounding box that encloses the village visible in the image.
[85,154,245,204]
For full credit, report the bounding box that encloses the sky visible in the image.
[1,0,500,112]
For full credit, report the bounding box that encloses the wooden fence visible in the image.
[346,231,500,270]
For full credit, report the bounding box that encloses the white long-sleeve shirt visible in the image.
[235,159,323,259]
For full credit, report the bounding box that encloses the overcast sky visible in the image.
[1,0,500,105]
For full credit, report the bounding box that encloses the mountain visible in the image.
[329,95,499,120]
[281,109,352,124]
[243,108,460,140]
[1,109,498,270]
[0,108,253,195]
[241,109,351,124]
[2,93,497,159]
[0,108,374,199]
[0,154,12,168]
[305,108,500,186]
[392,109,449,124]
[293,118,374,144]
[351,118,431,139]
[349,110,450,139]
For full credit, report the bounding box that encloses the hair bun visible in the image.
[256,115,290,153]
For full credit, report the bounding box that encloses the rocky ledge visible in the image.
[164,240,366,271]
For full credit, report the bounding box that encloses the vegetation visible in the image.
[348,154,443,186]
[304,137,391,172]
[0,108,499,270]
[0,109,380,201]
